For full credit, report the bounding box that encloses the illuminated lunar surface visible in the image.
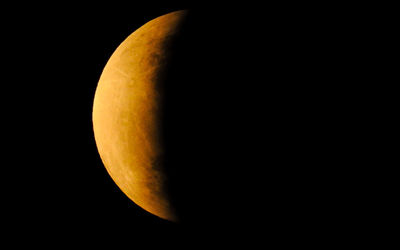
[93,10,187,221]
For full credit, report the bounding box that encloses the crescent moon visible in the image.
[92,10,188,221]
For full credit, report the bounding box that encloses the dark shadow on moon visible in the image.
[155,8,358,232]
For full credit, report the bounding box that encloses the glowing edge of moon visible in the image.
[93,10,188,222]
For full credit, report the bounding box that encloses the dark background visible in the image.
[2,3,380,246]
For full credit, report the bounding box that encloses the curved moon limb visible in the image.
[92,10,188,222]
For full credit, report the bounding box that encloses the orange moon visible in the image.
[92,10,187,221]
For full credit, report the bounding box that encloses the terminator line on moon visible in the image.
[93,10,188,222]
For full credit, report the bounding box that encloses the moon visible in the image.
[92,10,188,222]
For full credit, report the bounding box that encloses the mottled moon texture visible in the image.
[93,10,187,221]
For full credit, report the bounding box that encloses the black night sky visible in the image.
[3,3,377,247]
